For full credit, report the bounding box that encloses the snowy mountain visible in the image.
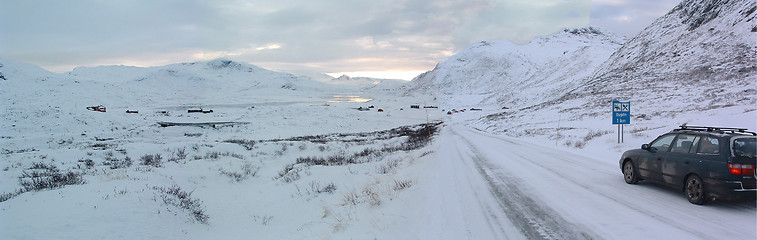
[0,56,58,81]
[551,0,757,117]
[2,1,756,238]
[289,69,339,83]
[289,70,410,92]
[0,57,361,146]
[406,0,755,145]
[0,56,420,142]
[328,74,408,90]
[0,55,443,239]
[64,59,333,105]
[406,26,626,108]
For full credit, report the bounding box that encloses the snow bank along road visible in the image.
[427,123,756,240]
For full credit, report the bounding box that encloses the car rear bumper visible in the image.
[705,178,757,201]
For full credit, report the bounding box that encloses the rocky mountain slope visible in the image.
[406,27,625,108]
[552,0,757,118]
[406,0,755,143]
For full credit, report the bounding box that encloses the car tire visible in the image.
[685,175,707,205]
[623,160,639,184]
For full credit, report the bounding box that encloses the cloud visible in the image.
[255,44,283,51]
[0,0,671,77]
[589,0,680,37]
[457,0,592,44]
[0,0,209,69]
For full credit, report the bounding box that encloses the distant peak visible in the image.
[335,74,352,81]
[537,26,626,45]
[477,40,494,47]
[192,58,269,74]
[563,27,604,35]
[206,58,241,69]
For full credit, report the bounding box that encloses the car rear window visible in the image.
[733,137,756,158]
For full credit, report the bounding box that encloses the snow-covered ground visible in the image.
[2,60,754,239]
[0,73,447,239]
[2,0,755,238]
[436,121,755,239]
[3,82,753,239]
[0,56,455,239]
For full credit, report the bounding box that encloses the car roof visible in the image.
[670,125,756,138]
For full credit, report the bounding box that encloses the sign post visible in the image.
[612,100,630,143]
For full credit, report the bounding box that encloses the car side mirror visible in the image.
[642,144,657,152]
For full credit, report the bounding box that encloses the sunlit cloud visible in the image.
[613,15,632,22]
[255,44,282,51]
[192,51,230,61]
[0,0,680,79]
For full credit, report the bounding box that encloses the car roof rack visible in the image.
[676,124,756,136]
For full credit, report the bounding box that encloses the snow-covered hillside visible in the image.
[408,0,755,150]
[66,58,333,105]
[407,26,625,108]
[1,55,443,239]
[555,0,757,116]
[328,74,408,91]
[2,0,755,239]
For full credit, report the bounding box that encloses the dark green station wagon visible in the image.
[619,125,756,204]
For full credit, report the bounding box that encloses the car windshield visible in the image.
[650,134,676,152]
[733,137,756,158]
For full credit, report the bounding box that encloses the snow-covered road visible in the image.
[427,123,756,240]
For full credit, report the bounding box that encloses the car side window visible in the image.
[697,136,720,155]
[671,134,697,153]
[688,136,700,154]
[650,134,676,152]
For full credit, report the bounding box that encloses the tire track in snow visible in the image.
[499,143,723,239]
[454,126,728,240]
[450,127,595,240]
[428,127,525,239]
[448,134,519,240]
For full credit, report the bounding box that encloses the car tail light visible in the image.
[728,163,755,176]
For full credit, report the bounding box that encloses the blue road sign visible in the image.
[612,100,630,124]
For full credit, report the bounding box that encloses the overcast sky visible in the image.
[0,0,680,80]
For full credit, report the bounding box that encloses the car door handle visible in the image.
[657,158,662,161]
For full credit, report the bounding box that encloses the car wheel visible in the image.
[623,160,639,184]
[685,175,707,205]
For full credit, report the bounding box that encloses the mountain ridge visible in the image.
[560,0,756,113]
[464,0,757,141]
[406,26,626,108]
